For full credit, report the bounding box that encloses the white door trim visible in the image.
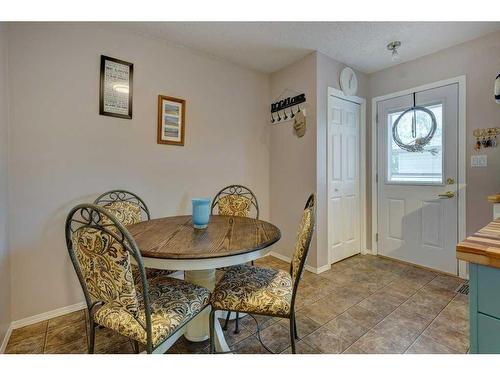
[327,87,367,262]
[371,76,467,278]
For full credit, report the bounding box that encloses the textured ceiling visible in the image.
[122,22,500,74]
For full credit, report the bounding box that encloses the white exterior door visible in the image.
[328,95,361,263]
[376,83,459,274]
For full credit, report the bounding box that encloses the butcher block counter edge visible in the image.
[456,219,500,268]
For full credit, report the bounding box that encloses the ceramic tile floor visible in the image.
[4,255,469,354]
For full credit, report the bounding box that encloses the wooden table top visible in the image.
[127,215,281,260]
[456,219,500,268]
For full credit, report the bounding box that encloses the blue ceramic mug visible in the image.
[192,198,211,229]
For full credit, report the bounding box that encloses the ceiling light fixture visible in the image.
[387,41,401,62]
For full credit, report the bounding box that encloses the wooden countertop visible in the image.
[457,219,500,268]
[488,194,500,203]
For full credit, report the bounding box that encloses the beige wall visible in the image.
[367,31,500,248]
[0,23,11,343]
[7,23,270,321]
[269,53,318,266]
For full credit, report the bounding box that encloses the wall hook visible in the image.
[270,92,306,124]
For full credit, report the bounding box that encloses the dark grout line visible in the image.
[42,325,49,354]
[402,296,455,354]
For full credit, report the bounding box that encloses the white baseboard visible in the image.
[362,248,374,255]
[267,251,290,264]
[268,251,330,274]
[10,301,86,330]
[314,263,332,274]
[0,324,13,353]
[0,300,87,353]
[0,299,88,353]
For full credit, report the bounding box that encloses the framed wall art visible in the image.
[99,55,133,119]
[157,95,186,146]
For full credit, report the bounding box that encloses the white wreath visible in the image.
[392,106,437,153]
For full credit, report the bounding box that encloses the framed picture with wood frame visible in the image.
[157,95,186,146]
[99,55,133,119]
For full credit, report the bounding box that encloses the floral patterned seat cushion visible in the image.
[290,207,313,281]
[211,265,293,318]
[101,201,143,226]
[217,195,252,217]
[211,206,314,319]
[72,227,139,316]
[94,274,210,347]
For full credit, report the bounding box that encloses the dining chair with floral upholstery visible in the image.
[94,189,177,281]
[209,194,315,354]
[65,203,211,354]
[211,184,259,219]
[211,184,259,333]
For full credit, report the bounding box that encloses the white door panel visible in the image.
[387,198,404,240]
[328,96,361,263]
[421,200,443,248]
[377,84,459,274]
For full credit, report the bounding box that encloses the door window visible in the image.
[387,103,443,184]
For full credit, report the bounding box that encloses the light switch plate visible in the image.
[471,154,487,167]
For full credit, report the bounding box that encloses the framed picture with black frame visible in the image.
[99,55,133,119]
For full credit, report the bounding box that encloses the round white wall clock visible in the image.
[340,67,358,96]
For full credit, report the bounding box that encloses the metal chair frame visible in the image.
[209,194,316,354]
[211,184,260,334]
[65,203,207,354]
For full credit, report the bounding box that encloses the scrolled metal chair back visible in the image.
[65,203,153,350]
[94,189,150,225]
[211,184,259,219]
[289,194,316,309]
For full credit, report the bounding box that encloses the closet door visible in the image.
[328,95,361,263]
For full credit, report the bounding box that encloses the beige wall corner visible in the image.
[269,52,318,267]
[0,22,12,346]
[269,51,369,271]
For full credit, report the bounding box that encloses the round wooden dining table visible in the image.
[127,214,281,352]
